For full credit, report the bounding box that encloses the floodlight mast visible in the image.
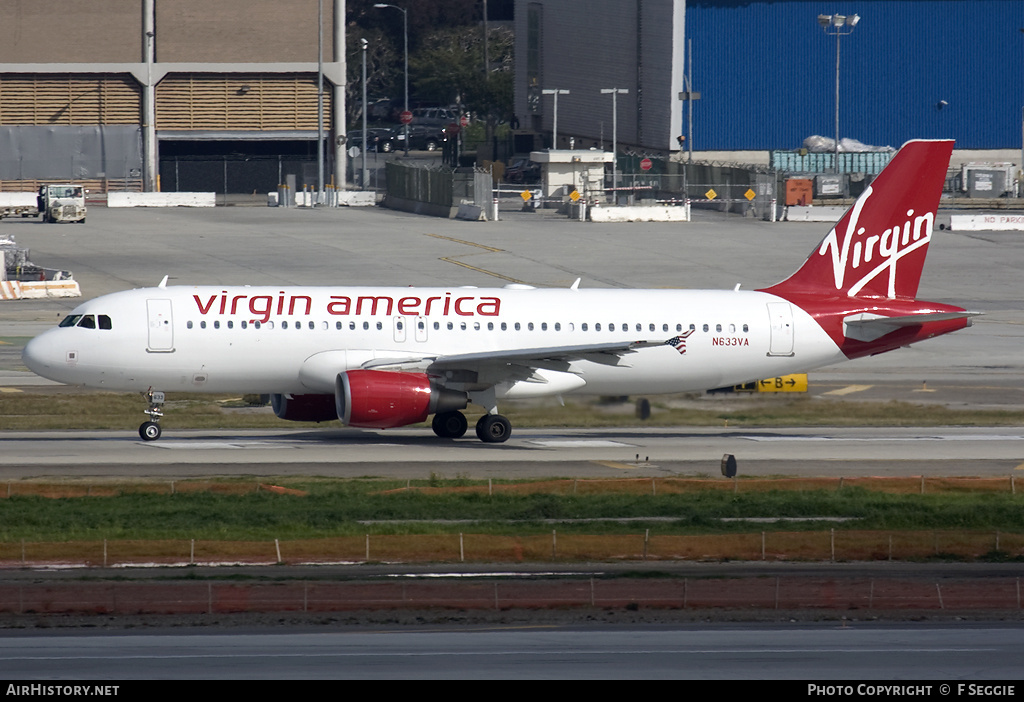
[600,88,628,195]
[374,4,409,156]
[819,13,860,174]
[542,89,570,148]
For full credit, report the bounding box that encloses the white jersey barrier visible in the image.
[588,205,690,223]
[0,280,81,300]
[949,214,1024,231]
[108,192,216,208]
[783,205,848,222]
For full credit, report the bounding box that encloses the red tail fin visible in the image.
[761,139,954,300]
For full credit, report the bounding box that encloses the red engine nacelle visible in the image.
[336,370,467,429]
[270,393,338,422]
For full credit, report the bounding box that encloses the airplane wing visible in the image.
[842,311,980,342]
[362,339,668,388]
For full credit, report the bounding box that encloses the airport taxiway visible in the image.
[2,205,1023,478]
[3,425,1023,480]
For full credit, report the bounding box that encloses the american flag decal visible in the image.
[666,329,695,355]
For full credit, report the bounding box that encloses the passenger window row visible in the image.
[183,320,751,333]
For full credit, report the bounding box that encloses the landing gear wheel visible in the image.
[432,410,468,439]
[140,389,165,441]
[475,414,512,443]
[139,421,162,441]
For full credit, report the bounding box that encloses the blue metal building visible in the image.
[689,0,1024,151]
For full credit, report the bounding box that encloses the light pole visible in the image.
[374,4,409,156]
[1019,29,1024,197]
[317,0,324,204]
[361,38,369,188]
[600,88,627,195]
[540,89,573,148]
[542,88,570,149]
[818,13,860,174]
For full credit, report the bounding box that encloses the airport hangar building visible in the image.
[0,0,1020,195]
[515,0,1024,158]
[0,0,345,194]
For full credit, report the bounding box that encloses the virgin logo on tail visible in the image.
[762,140,954,301]
[818,189,935,298]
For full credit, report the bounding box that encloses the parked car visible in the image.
[380,124,448,153]
[411,106,459,126]
[346,128,392,153]
[505,158,541,184]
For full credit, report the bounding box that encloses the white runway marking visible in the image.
[737,434,1024,442]
[528,439,635,448]
[146,441,291,450]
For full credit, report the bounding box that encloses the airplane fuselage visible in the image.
[25,284,844,398]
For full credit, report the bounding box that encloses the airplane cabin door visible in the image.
[147,299,175,352]
[766,302,794,357]
[393,316,407,343]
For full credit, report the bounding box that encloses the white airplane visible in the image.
[23,139,975,443]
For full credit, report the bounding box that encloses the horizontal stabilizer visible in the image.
[842,311,980,342]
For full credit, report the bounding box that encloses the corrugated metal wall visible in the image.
[0,75,140,126]
[156,74,331,131]
[689,0,1024,150]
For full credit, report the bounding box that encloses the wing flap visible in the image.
[360,339,665,385]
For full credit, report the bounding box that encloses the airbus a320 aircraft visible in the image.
[23,139,974,444]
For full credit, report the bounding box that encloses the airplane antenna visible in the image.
[733,283,742,291]
[570,278,581,291]
[158,275,169,289]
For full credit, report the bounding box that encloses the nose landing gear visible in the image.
[139,389,165,441]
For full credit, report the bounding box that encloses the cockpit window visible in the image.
[59,314,111,329]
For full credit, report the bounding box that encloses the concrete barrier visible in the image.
[588,205,690,223]
[108,192,216,208]
[0,281,22,300]
[949,214,1024,231]
[19,280,81,298]
[269,190,377,207]
[784,205,846,222]
[1,280,81,300]
[455,203,486,221]
[338,190,377,207]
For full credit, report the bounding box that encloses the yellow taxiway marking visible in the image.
[0,387,24,393]
[1015,463,1024,472]
[425,233,504,253]
[426,233,530,284]
[823,384,873,396]
[439,258,529,284]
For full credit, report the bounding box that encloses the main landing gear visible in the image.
[139,389,165,441]
[432,410,468,438]
[475,414,512,443]
[430,410,512,443]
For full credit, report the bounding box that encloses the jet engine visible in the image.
[270,393,338,422]
[336,370,468,429]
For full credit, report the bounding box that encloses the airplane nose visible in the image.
[22,332,62,380]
